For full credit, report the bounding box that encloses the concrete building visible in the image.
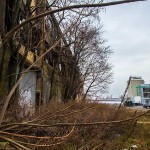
[127,77,144,97]
[126,77,150,105]
[17,0,84,116]
[136,84,150,105]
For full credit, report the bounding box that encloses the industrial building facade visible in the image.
[127,77,150,105]
[127,77,144,98]
[136,84,150,105]
[0,0,84,116]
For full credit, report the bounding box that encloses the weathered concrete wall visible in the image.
[19,70,37,105]
[128,79,144,97]
[43,63,62,103]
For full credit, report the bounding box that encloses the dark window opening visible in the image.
[35,92,40,110]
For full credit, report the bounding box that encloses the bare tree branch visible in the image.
[2,0,144,43]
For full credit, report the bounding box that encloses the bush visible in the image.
[0,101,149,150]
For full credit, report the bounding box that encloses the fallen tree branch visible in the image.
[0,110,149,128]
[0,104,99,130]
[0,136,29,150]
[17,140,64,147]
[0,121,76,140]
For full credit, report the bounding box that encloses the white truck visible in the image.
[143,100,150,109]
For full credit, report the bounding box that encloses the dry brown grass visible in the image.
[0,101,149,150]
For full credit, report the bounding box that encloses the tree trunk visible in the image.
[0,0,6,79]
[0,0,21,118]
[0,42,10,104]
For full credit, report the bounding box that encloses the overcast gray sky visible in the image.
[100,0,150,97]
